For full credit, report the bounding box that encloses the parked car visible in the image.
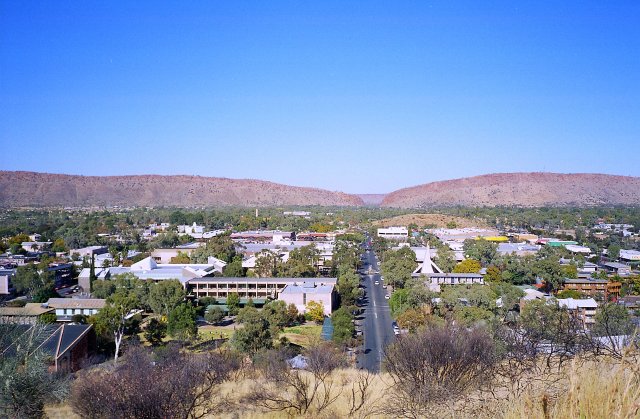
[384,294,390,300]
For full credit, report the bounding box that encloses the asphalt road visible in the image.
[357,248,395,372]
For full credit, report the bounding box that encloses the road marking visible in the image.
[375,312,378,319]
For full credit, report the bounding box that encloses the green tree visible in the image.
[593,303,634,337]
[331,307,354,344]
[533,258,564,293]
[190,233,237,263]
[306,300,325,323]
[147,280,185,318]
[254,250,281,277]
[463,239,498,266]
[337,269,362,307]
[389,288,410,317]
[380,247,417,289]
[205,306,225,325]
[222,255,244,277]
[607,244,621,260]
[453,259,482,273]
[91,279,116,299]
[91,292,138,361]
[282,244,319,277]
[0,323,69,418]
[434,244,457,273]
[556,289,584,299]
[144,318,167,346]
[231,312,272,354]
[261,300,290,335]
[167,303,198,341]
[226,292,240,316]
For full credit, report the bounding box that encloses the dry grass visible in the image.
[372,213,487,229]
[502,359,640,419]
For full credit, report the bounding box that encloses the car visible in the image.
[374,280,379,285]
[384,294,390,300]
[383,284,388,289]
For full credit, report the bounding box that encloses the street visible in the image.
[357,247,395,372]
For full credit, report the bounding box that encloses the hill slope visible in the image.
[0,171,364,207]
[382,173,640,207]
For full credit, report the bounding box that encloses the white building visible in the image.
[377,226,409,239]
[564,244,592,255]
[620,249,640,262]
[45,298,106,322]
[278,282,336,315]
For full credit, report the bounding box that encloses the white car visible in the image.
[374,280,379,285]
[384,294,390,300]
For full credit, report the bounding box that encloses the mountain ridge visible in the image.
[381,172,640,207]
[1,171,639,208]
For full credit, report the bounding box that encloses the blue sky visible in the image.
[1,1,639,193]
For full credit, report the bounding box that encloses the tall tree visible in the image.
[147,280,185,318]
[91,292,138,362]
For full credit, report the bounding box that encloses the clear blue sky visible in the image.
[1,1,639,193]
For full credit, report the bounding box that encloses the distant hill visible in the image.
[381,173,640,208]
[0,171,364,207]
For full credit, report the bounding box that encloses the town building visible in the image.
[70,246,109,258]
[556,298,598,328]
[603,262,632,276]
[0,268,16,295]
[560,278,621,299]
[278,282,336,315]
[186,276,337,301]
[377,226,408,239]
[0,303,55,325]
[231,230,295,242]
[45,298,106,321]
[620,249,640,262]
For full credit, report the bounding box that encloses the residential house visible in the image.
[45,298,106,321]
[0,303,55,325]
[37,324,96,372]
[603,262,632,276]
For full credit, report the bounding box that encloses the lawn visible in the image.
[280,323,322,347]
[198,325,235,340]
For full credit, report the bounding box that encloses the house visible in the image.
[620,249,640,263]
[564,244,593,256]
[70,246,108,258]
[278,282,336,315]
[556,298,598,328]
[45,298,106,321]
[617,295,640,311]
[37,324,96,372]
[377,227,408,239]
[21,241,52,252]
[0,303,55,325]
[603,262,631,276]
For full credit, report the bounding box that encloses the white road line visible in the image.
[375,312,378,319]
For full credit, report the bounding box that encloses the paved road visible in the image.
[357,247,395,372]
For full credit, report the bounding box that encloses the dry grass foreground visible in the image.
[372,213,487,229]
[47,359,640,418]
